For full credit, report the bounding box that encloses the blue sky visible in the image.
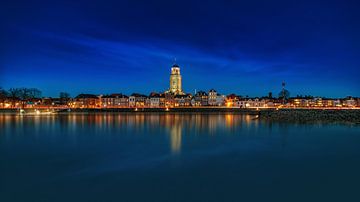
[1,0,359,97]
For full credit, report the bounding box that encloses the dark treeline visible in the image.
[0,87,42,99]
[0,87,42,107]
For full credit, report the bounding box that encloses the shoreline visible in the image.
[259,109,360,124]
[0,107,262,114]
[1,108,359,124]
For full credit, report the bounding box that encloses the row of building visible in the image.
[71,90,226,108]
[1,91,358,109]
[60,94,360,109]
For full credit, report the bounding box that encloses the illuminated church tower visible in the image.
[169,61,184,95]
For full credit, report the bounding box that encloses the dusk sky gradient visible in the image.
[1,0,360,97]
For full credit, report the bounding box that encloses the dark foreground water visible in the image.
[0,113,359,202]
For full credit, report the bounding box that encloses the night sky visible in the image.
[1,0,360,97]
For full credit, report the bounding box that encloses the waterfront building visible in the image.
[323,99,335,107]
[225,94,241,107]
[41,97,63,107]
[0,97,12,108]
[235,98,266,108]
[192,91,208,106]
[236,98,249,108]
[313,97,324,107]
[208,89,218,106]
[290,98,310,107]
[118,94,129,107]
[164,92,175,107]
[101,95,114,107]
[149,92,161,107]
[174,94,192,107]
[130,93,148,107]
[159,94,166,107]
[216,95,226,106]
[236,99,245,108]
[129,96,136,107]
[25,98,42,108]
[73,94,100,108]
[101,94,128,107]
[265,100,275,108]
[343,97,356,107]
[207,89,225,106]
[249,99,257,108]
[334,99,342,107]
[2,99,20,108]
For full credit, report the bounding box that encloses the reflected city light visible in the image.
[170,123,182,154]
[0,113,259,154]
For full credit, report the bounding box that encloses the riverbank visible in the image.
[0,107,260,114]
[1,108,359,124]
[259,109,360,124]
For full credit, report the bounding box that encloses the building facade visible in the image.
[208,89,225,106]
[73,94,100,108]
[101,94,128,107]
[208,89,217,106]
[192,91,208,106]
[169,63,184,95]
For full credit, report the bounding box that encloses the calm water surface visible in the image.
[0,113,359,202]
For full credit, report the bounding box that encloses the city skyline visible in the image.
[2,0,360,97]
[1,60,359,98]
[1,61,358,101]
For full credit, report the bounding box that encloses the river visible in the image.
[0,113,359,202]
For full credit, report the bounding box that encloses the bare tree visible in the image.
[8,88,21,107]
[0,87,8,101]
[8,88,20,98]
[60,92,70,99]
[59,92,71,105]
[7,88,42,108]
[28,88,42,99]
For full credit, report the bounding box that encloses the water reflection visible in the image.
[0,113,260,152]
[170,122,182,154]
[1,113,354,153]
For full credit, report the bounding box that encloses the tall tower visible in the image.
[169,61,184,95]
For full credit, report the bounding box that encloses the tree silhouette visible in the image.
[59,92,71,104]
[0,87,8,102]
[278,89,290,102]
[7,88,42,108]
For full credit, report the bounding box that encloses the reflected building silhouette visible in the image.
[169,123,182,154]
[163,114,183,154]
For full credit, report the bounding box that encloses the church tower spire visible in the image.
[169,60,184,95]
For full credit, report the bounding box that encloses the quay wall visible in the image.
[0,107,260,114]
[259,109,360,124]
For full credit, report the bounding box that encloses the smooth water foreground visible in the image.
[0,113,359,202]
